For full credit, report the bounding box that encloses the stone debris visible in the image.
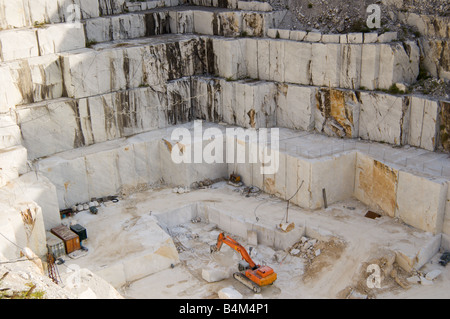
[289,236,321,262]
[425,269,442,281]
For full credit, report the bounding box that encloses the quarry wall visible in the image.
[0,0,449,260]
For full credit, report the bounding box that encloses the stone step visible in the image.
[0,6,284,63]
[0,144,28,188]
[14,75,449,160]
[0,24,86,62]
[15,78,193,160]
[84,6,286,44]
[0,0,182,31]
[0,29,421,112]
[192,76,449,152]
[0,34,206,112]
[34,121,449,238]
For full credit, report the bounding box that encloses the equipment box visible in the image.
[51,225,80,254]
[46,232,65,259]
[70,224,87,242]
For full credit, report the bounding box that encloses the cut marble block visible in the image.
[276,84,315,131]
[216,11,242,37]
[237,0,272,11]
[283,41,312,85]
[395,171,448,235]
[193,10,215,35]
[62,35,206,99]
[378,42,420,89]
[212,37,247,80]
[0,145,28,188]
[4,172,60,231]
[191,77,223,123]
[38,154,90,209]
[0,115,21,149]
[339,44,362,89]
[94,214,180,288]
[408,96,440,151]
[159,122,228,186]
[16,98,83,160]
[358,92,409,145]
[353,152,399,217]
[0,28,38,62]
[443,186,450,241]
[315,88,360,138]
[360,44,380,90]
[0,54,64,109]
[169,10,195,34]
[37,23,86,55]
[309,152,356,209]
[0,179,47,258]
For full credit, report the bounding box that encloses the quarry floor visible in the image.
[59,182,450,299]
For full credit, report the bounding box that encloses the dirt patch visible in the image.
[301,237,346,283]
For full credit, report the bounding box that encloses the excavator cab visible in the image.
[210,232,277,293]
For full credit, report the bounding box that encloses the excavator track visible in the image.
[233,272,261,293]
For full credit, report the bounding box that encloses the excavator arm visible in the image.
[210,232,256,269]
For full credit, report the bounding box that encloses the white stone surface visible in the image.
[408,96,439,151]
[0,181,47,258]
[347,33,363,43]
[321,33,340,43]
[304,31,321,42]
[276,84,315,131]
[0,145,28,188]
[201,266,229,282]
[289,30,307,41]
[193,10,214,35]
[16,98,82,159]
[360,44,380,90]
[396,171,448,234]
[37,23,86,55]
[364,32,378,43]
[238,1,272,11]
[218,286,243,299]
[111,14,147,40]
[0,29,38,61]
[358,92,407,145]
[377,31,397,43]
[0,115,21,149]
[339,44,362,89]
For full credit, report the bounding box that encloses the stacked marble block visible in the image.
[84,6,286,43]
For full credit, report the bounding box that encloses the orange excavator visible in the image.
[210,232,277,293]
